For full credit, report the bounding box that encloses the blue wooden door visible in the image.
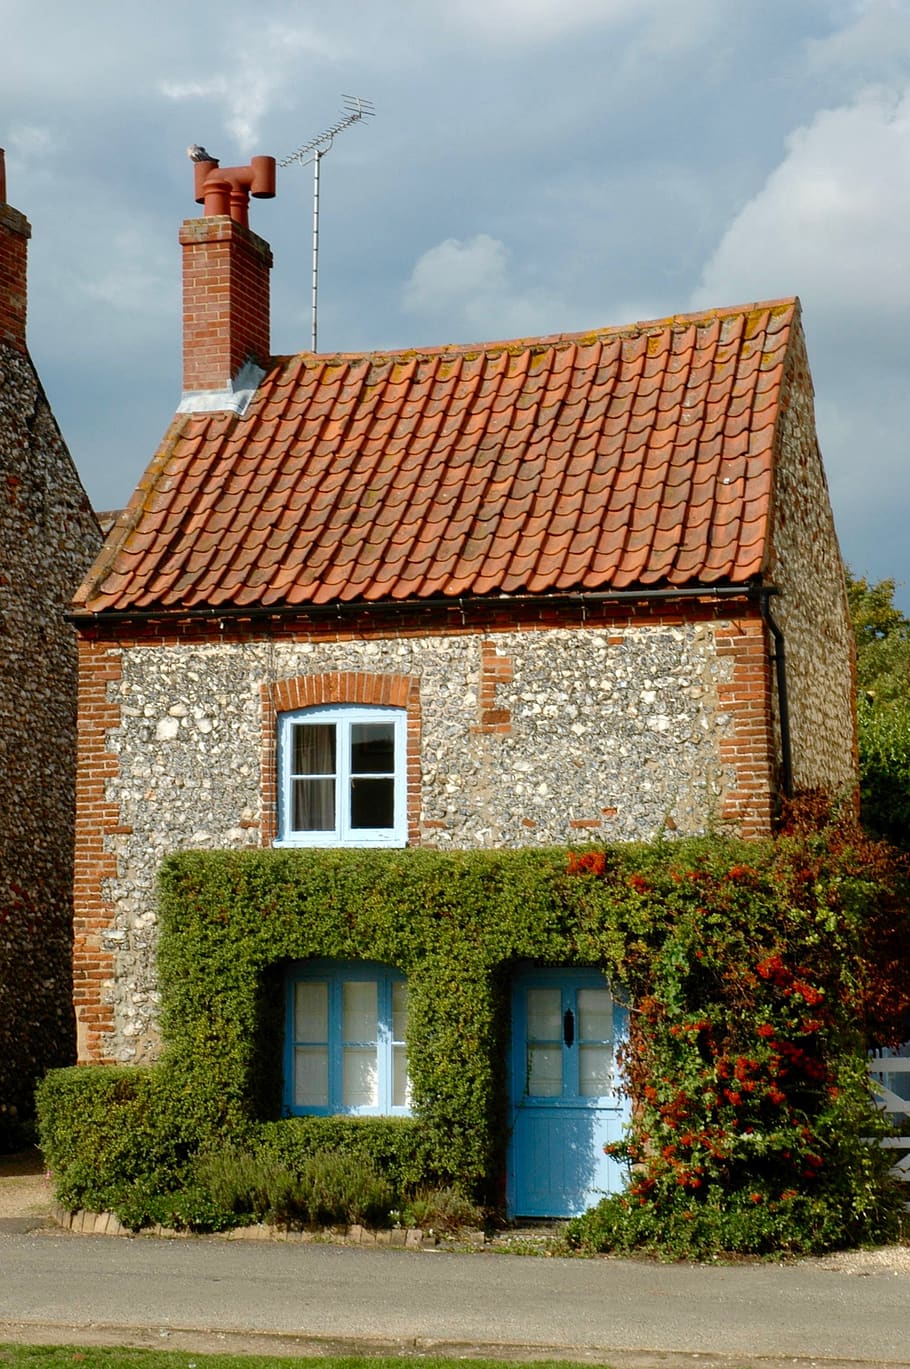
[507,968,628,1218]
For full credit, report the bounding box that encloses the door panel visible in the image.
[507,968,628,1219]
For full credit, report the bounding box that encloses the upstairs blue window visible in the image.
[277,704,406,847]
[284,960,410,1116]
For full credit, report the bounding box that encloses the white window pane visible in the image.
[577,988,612,1043]
[343,980,377,1042]
[393,1044,410,1108]
[293,777,335,831]
[343,1047,378,1107]
[527,988,561,1042]
[295,1047,328,1107]
[295,981,328,1041]
[579,1045,612,1097]
[293,723,336,775]
[528,1046,562,1097]
[392,982,408,1040]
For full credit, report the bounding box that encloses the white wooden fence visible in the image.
[867,1052,910,1191]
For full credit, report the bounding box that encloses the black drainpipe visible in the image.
[758,589,793,800]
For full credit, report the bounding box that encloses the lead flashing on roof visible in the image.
[176,359,265,416]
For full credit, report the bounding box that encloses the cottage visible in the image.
[69,155,854,1215]
[0,151,101,1141]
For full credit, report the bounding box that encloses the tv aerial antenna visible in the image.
[280,95,375,351]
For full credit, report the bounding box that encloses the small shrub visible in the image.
[399,1185,484,1233]
[191,1144,394,1229]
[191,1145,300,1223]
[290,1150,393,1227]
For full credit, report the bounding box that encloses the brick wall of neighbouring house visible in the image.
[767,323,857,798]
[0,339,101,1111]
[73,600,778,1063]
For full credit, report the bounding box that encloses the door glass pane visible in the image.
[350,777,394,829]
[295,1047,328,1107]
[392,1044,410,1108]
[577,988,612,1043]
[295,981,328,1041]
[528,1046,562,1097]
[579,1045,612,1097]
[293,778,335,831]
[343,980,377,1042]
[293,723,336,775]
[343,1047,378,1107]
[351,723,394,774]
[526,988,561,1043]
[392,982,408,1040]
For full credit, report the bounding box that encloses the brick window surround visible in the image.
[261,672,422,846]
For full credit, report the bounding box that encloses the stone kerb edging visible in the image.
[52,1204,486,1248]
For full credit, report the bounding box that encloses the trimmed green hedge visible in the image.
[36,808,910,1253]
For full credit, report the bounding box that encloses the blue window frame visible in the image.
[284,960,410,1117]
[277,704,407,847]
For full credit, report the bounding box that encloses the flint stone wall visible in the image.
[0,340,101,1117]
[101,619,736,1061]
[767,328,856,795]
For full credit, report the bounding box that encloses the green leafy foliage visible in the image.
[566,803,909,1257]
[846,569,910,846]
[37,813,910,1253]
[847,570,910,705]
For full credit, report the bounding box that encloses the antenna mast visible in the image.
[280,95,375,352]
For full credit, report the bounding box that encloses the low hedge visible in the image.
[36,801,910,1253]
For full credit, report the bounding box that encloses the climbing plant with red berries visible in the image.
[566,798,910,1258]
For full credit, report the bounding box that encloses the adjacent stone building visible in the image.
[0,151,101,1141]
[69,153,855,1170]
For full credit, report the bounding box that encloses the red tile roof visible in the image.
[75,298,799,615]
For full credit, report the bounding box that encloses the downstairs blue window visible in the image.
[284,960,410,1116]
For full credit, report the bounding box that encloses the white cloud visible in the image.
[692,80,910,600]
[446,0,636,41]
[404,235,508,312]
[807,0,910,93]
[81,226,174,319]
[692,86,910,317]
[158,18,348,152]
[402,234,562,340]
[5,125,56,165]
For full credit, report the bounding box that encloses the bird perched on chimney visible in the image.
[187,144,217,163]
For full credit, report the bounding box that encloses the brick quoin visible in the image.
[715,618,777,837]
[0,195,30,351]
[261,672,423,846]
[72,638,122,1063]
[471,639,514,735]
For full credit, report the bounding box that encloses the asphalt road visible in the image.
[0,1228,908,1367]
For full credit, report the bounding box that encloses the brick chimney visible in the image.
[0,149,32,352]
[178,153,276,412]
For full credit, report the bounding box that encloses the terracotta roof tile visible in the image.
[74,299,803,614]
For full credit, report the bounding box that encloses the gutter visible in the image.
[66,581,766,628]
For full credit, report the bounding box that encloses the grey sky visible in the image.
[4,0,909,605]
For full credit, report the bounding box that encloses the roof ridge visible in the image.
[271,298,799,371]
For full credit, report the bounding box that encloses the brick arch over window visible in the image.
[261,673,422,846]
